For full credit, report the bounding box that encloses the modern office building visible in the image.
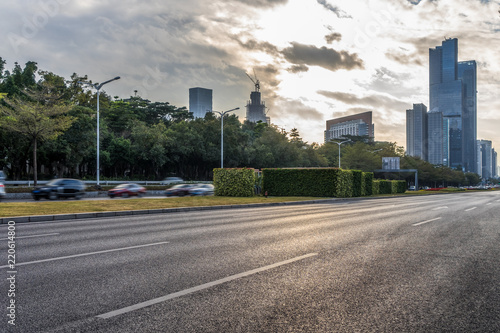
[189,87,213,118]
[324,111,374,143]
[428,38,477,172]
[458,60,477,173]
[406,103,428,160]
[478,140,493,179]
[493,149,498,178]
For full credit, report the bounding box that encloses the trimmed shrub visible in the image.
[372,180,380,195]
[363,172,374,196]
[336,169,353,198]
[394,180,407,194]
[213,168,255,197]
[262,168,341,197]
[352,170,363,197]
[378,180,393,194]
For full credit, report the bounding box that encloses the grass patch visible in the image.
[0,196,321,218]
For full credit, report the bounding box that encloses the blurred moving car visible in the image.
[32,178,85,200]
[189,184,214,196]
[108,183,146,198]
[164,184,196,197]
[162,177,183,185]
[0,182,5,201]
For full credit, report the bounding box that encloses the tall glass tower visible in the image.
[406,104,428,160]
[458,61,477,173]
[189,87,213,118]
[428,38,476,171]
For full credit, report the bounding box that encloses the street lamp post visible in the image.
[79,76,120,186]
[331,139,351,168]
[213,107,240,168]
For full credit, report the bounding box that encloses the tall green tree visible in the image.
[0,83,74,184]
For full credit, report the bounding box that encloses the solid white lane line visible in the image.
[432,206,448,211]
[0,233,60,241]
[465,207,477,212]
[412,217,442,227]
[0,241,170,269]
[97,253,319,319]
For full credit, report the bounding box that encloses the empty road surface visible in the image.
[1,191,499,332]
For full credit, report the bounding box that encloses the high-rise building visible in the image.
[478,140,493,179]
[427,110,446,165]
[324,111,374,143]
[189,87,213,118]
[492,149,497,178]
[406,103,428,160]
[246,90,267,123]
[428,38,477,172]
[458,61,477,173]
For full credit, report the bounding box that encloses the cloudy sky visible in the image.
[1,0,499,150]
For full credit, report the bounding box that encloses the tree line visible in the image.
[0,60,483,187]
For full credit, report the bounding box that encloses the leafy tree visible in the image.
[0,83,74,184]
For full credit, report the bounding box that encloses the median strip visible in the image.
[97,252,318,319]
[0,241,170,269]
[412,217,442,226]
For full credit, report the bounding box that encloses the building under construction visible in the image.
[245,72,269,124]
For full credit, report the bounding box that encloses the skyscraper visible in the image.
[406,103,428,160]
[189,87,213,118]
[458,60,477,173]
[478,140,493,179]
[428,38,477,171]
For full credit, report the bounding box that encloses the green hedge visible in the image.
[262,168,361,198]
[213,168,255,197]
[374,179,406,195]
[363,172,374,196]
[378,180,393,194]
[352,170,363,197]
[372,180,380,195]
[394,180,407,193]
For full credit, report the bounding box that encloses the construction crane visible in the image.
[245,69,260,92]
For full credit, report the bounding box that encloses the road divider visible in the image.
[412,217,442,227]
[0,241,170,269]
[97,253,319,319]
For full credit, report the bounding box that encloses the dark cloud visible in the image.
[385,49,423,66]
[325,32,342,44]
[234,0,288,8]
[234,38,280,56]
[271,96,324,121]
[317,90,409,111]
[288,64,309,73]
[316,0,352,18]
[282,42,364,72]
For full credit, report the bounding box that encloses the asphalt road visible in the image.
[1,191,500,332]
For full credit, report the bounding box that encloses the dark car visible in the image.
[32,178,85,200]
[108,183,146,198]
[164,184,196,197]
[189,184,214,196]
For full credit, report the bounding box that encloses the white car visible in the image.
[189,184,214,196]
[162,177,183,185]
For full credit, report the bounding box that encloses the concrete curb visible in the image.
[0,199,342,224]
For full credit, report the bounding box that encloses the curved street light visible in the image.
[78,76,121,186]
[330,139,351,168]
[213,107,240,168]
